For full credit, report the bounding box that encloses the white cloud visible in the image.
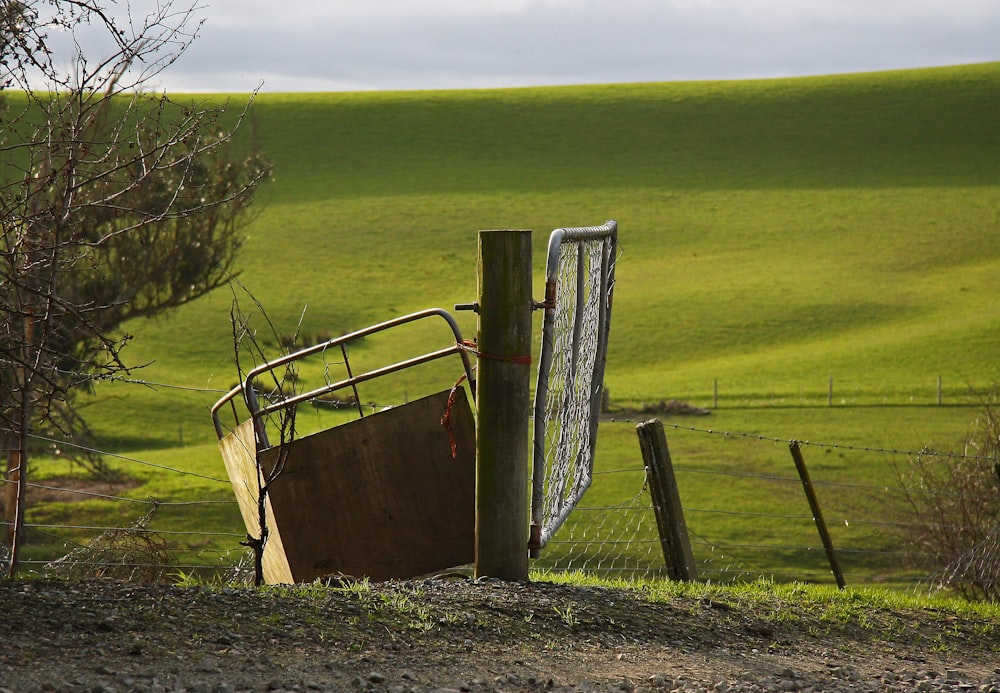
[109,1,1000,92]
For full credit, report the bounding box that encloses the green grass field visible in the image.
[18,62,1000,586]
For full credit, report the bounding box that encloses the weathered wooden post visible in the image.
[474,229,532,580]
[637,419,697,581]
[789,441,846,589]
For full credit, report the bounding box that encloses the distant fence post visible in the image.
[789,441,846,589]
[474,229,532,581]
[637,419,697,581]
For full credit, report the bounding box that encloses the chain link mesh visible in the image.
[540,241,607,529]
[532,473,671,579]
[532,222,617,550]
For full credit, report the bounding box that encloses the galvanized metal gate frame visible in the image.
[530,220,618,553]
[211,307,476,446]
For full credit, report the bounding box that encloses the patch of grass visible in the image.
[536,570,1000,645]
[553,603,581,628]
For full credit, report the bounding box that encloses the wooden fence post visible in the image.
[474,229,532,581]
[789,441,846,589]
[637,419,697,581]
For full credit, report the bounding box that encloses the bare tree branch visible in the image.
[0,0,271,574]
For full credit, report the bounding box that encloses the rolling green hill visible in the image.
[96,62,1000,449]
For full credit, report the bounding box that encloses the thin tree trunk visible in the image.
[3,444,18,547]
[7,316,35,578]
[7,392,29,578]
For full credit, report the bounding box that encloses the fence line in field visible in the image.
[3,373,998,587]
[537,417,999,589]
[623,374,994,411]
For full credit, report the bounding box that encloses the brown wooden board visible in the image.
[218,419,294,583]
[220,387,476,584]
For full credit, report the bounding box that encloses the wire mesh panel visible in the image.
[533,482,672,580]
[530,220,617,553]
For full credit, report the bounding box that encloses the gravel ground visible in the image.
[3,577,1000,692]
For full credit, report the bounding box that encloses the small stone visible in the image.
[369,671,386,684]
[834,666,860,682]
[126,641,144,656]
[198,657,222,673]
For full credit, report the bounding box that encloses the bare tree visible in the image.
[0,0,271,576]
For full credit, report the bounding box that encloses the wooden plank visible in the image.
[218,420,293,584]
[240,387,477,583]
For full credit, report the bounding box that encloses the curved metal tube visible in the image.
[212,307,475,441]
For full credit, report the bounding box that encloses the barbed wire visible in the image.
[5,480,236,506]
[84,374,231,394]
[25,432,230,483]
[13,522,239,545]
[0,358,233,395]
[17,559,240,571]
[684,505,935,531]
[18,521,243,538]
[604,416,1000,463]
[590,459,997,506]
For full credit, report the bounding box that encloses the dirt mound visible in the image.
[627,399,712,417]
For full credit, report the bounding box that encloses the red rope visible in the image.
[456,339,532,365]
[441,373,468,459]
[442,342,531,459]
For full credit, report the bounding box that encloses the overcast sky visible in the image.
[145,1,1000,92]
